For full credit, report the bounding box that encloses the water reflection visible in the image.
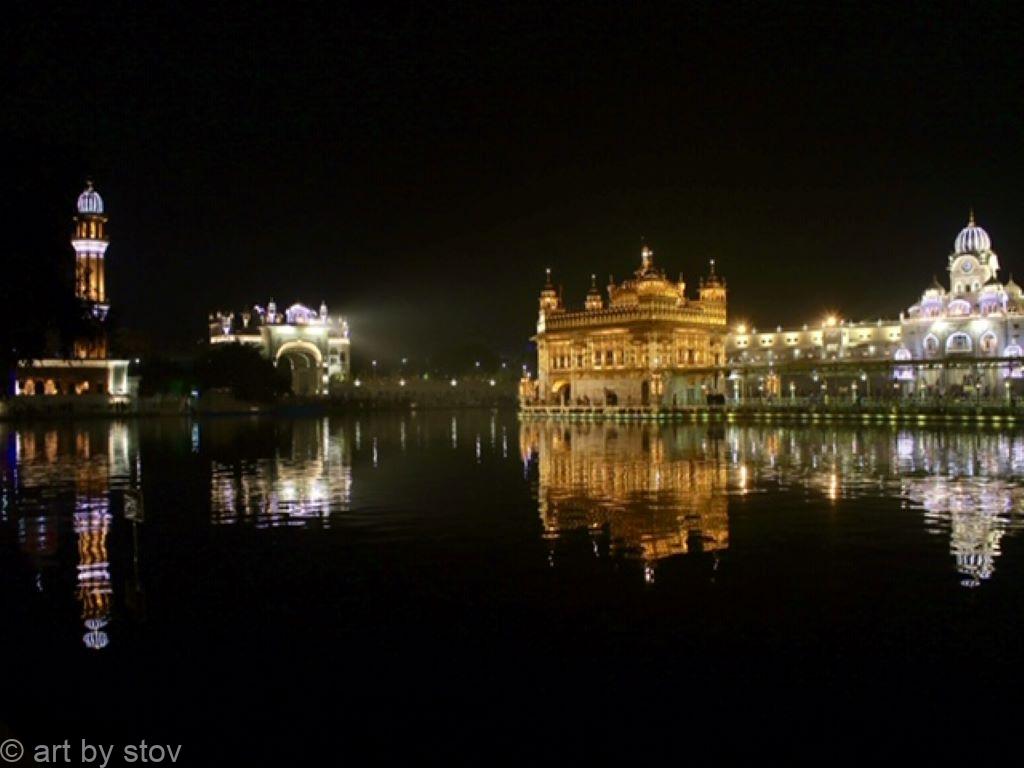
[520,423,729,579]
[3,416,1024,661]
[4,423,139,650]
[523,421,1024,586]
[207,418,352,527]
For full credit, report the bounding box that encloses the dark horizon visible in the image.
[8,2,1024,363]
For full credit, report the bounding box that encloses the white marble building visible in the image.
[726,214,1024,401]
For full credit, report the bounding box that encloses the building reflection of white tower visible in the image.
[75,494,112,649]
[909,476,1015,588]
[898,430,1024,588]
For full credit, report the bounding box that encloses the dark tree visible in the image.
[195,343,290,402]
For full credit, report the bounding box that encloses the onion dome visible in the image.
[954,209,991,254]
[77,180,104,214]
[1006,274,1022,295]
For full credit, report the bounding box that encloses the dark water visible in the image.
[3,412,1024,760]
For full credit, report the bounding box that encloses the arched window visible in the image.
[894,347,912,361]
[1004,344,1022,357]
[945,332,972,353]
[924,334,940,355]
[979,332,998,355]
[948,299,971,317]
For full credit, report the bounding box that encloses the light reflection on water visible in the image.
[209,419,352,527]
[522,422,1024,587]
[3,416,1024,654]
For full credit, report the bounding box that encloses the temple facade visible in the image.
[209,301,351,395]
[724,213,1024,402]
[521,245,727,408]
[16,182,129,398]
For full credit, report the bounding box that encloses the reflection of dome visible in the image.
[954,211,991,254]
[77,181,104,214]
[83,630,109,650]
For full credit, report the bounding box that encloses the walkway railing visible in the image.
[519,398,1024,422]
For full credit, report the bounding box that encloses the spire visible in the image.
[585,273,603,310]
[968,207,976,226]
[544,267,553,287]
[708,258,716,276]
[640,244,653,270]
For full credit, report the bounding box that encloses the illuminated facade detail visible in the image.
[522,245,727,409]
[209,301,351,395]
[16,182,129,397]
[725,213,1024,399]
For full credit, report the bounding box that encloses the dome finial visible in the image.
[640,243,653,269]
[969,207,975,226]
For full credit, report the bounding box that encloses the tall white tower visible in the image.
[72,181,110,320]
[71,181,112,360]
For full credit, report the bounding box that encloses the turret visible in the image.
[699,259,726,303]
[585,274,604,311]
[699,259,727,324]
[539,268,561,314]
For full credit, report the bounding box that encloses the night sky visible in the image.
[8,1,1024,364]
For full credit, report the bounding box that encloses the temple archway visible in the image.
[276,341,323,396]
[551,380,571,406]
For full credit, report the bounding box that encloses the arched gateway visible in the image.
[209,301,351,396]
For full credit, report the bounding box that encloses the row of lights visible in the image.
[354,378,498,388]
[735,315,840,336]
[369,359,509,370]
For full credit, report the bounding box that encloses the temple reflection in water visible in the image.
[523,419,1024,586]
[3,416,1024,662]
[521,421,729,581]
[206,417,352,527]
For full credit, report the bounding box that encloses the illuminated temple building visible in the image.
[16,182,129,397]
[521,245,727,408]
[725,213,1024,401]
[209,300,351,395]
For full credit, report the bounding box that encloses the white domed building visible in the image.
[901,213,1023,394]
[724,212,1024,404]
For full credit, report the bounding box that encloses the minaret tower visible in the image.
[72,181,110,319]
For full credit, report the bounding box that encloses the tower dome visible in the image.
[77,181,104,214]
[954,210,991,254]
